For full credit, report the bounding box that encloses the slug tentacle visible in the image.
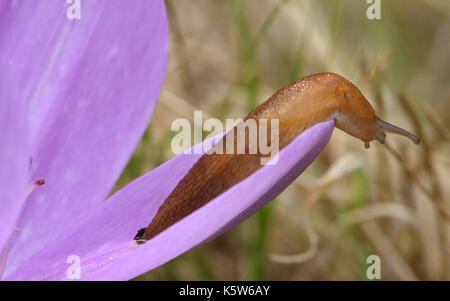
[375,117,420,144]
[374,131,386,144]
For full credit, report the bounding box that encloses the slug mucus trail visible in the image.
[134,72,420,244]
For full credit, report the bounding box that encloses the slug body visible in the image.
[135,72,420,243]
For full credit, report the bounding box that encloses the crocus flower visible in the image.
[1,0,168,279]
[0,0,335,280]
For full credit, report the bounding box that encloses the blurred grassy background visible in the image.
[117,0,450,280]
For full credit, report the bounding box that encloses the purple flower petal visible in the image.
[0,72,28,277]
[1,0,169,277]
[5,120,335,280]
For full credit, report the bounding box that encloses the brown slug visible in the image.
[134,72,420,244]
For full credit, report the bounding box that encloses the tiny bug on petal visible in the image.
[134,228,147,245]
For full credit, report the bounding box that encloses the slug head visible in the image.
[331,77,420,148]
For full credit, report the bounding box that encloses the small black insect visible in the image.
[134,228,147,245]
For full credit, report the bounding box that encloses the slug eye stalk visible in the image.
[376,117,420,144]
